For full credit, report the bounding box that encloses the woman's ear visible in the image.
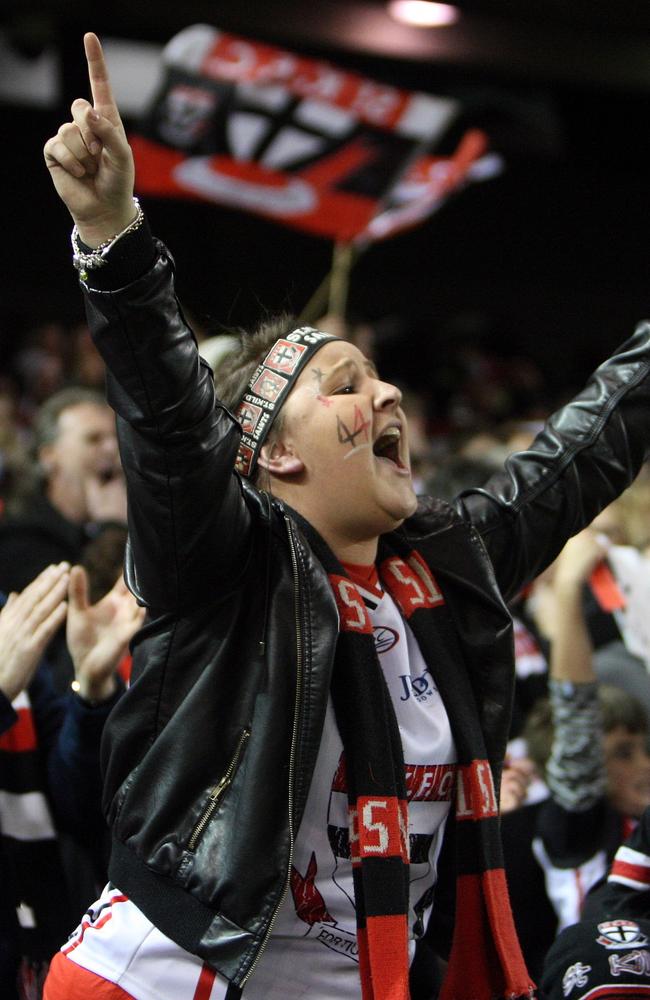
[257,439,304,476]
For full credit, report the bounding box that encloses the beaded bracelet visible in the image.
[71,197,144,280]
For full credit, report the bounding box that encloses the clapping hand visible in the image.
[0,563,70,703]
[67,565,145,702]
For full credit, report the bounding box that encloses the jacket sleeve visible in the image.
[47,685,123,840]
[455,322,650,603]
[83,238,252,611]
[582,806,650,921]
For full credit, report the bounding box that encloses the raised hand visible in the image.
[67,565,145,702]
[43,32,136,246]
[0,563,70,703]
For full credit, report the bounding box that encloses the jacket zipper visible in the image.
[241,515,304,984]
[187,728,250,852]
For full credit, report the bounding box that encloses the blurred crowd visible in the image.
[4,313,650,998]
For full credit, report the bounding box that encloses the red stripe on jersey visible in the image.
[333,756,456,803]
[62,896,128,956]
[192,964,217,1000]
[331,753,347,793]
[611,858,650,885]
[405,763,456,802]
[0,707,37,752]
[341,561,382,598]
[575,989,650,1000]
[117,653,132,685]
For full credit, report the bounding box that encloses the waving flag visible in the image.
[130,24,496,243]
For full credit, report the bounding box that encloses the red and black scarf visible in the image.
[294,515,534,1000]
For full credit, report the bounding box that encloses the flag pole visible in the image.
[297,269,332,325]
[298,240,357,326]
[328,241,355,320]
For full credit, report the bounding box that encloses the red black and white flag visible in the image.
[130,24,499,243]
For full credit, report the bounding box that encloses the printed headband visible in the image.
[234,327,341,477]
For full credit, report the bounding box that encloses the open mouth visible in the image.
[373,426,405,468]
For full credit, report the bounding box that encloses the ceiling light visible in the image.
[388,1,460,27]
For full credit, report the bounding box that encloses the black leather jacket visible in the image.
[86,241,650,988]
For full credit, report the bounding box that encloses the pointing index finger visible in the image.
[84,32,119,122]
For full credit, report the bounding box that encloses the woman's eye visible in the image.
[333,384,355,395]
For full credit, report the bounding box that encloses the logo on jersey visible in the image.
[290,851,359,962]
[291,851,334,927]
[610,950,650,977]
[597,921,649,949]
[562,962,591,996]
[399,668,437,703]
[373,625,399,654]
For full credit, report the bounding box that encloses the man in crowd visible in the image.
[0,386,126,692]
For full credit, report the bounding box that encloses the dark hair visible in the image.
[213,314,297,413]
[524,684,648,775]
[32,386,108,453]
[213,314,298,482]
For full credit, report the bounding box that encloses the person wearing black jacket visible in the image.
[41,32,650,1000]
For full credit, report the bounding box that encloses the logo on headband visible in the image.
[251,369,288,403]
[235,443,255,476]
[234,327,340,477]
[265,340,307,375]
[238,402,264,435]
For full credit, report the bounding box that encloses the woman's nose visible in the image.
[373,379,402,410]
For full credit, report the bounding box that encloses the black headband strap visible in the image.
[234,327,341,477]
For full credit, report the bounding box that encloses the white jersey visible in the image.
[62,575,456,999]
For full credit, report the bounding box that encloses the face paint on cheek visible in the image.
[337,405,372,459]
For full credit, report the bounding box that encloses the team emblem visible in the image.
[251,368,288,403]
[373,626,399,654]
[264,339,307,375]
[597,920,649,949]
[235,443,255,476]
[562,962,591,996]
[237,402,263,434]
[610,949,650,976]
[159,84,218,148]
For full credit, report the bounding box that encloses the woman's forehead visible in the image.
[307,339,374,376]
